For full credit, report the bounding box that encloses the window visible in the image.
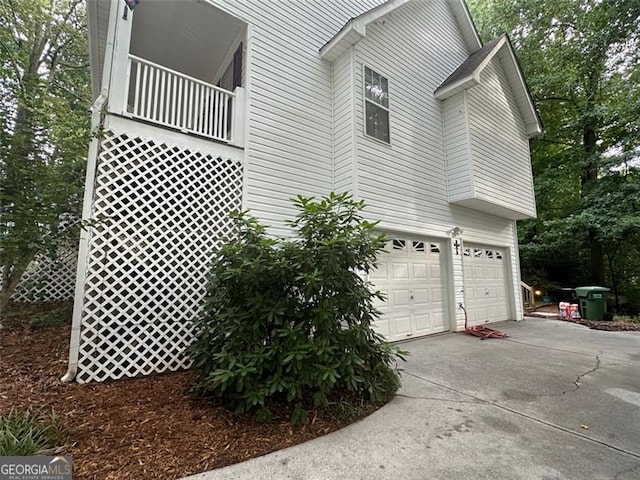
[392,239,406,250]
[364,67,390,143]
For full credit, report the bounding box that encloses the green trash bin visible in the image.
[575,286,610,320]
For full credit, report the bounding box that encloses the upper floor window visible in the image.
[364,66,390,143]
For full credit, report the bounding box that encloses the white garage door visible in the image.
[370,237,448,342]
[463,244,510,325]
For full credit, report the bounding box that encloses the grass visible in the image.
[0,410,68,456]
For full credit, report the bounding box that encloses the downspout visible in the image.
[61,94,106,382]
[62,0,122,382]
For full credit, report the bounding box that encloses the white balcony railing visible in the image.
[125,55,235,143]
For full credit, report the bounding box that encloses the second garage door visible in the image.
[463,244,510,325]
[370,237,448,342]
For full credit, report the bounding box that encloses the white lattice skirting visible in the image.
[7,250,77,303]
[76,131,243,383]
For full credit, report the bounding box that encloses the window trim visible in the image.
[362,64,391,144]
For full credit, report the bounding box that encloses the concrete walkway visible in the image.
[185,318,640,480]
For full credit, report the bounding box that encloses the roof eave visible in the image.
[321,0,480,62]
[500,37,543,137]
[433,76,477,100]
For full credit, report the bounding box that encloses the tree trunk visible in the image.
[0,258,33,315]
[581,125,604,285]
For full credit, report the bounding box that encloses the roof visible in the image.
[319,0,481,62]
[435,37,502,91]
[434,34,543,137]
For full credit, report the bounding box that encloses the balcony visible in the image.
[92,0,247,147]
[125,55,242,144]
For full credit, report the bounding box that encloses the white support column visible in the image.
[511,220,525,321]
[107,0,134,116]
[450,232,467,331]
[230,86,246,148]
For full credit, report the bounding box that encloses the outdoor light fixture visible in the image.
[450,226,463,237]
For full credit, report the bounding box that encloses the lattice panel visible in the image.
[76,131,242,383]
[8,249,77,303]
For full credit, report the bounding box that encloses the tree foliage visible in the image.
[469,0,640,308]
[189,193,403,423]
[0,0,91,311]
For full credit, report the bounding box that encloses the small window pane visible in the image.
[413,241,425,252]
[464,248,471,257]
[474,248,483,258]
[486,250,494,259]
[365,102,390,143]
[430,243,440,253]
[392,239,406,250]
[496,251,503,260]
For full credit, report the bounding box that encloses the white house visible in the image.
[64,0,541,383]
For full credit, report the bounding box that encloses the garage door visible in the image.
[370,237,448,342]
[463,244,510,325]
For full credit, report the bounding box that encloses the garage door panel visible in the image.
[432,287,443,303]
[391,289,411,307]
[430,264,441,278]
[412,288,429,305]
[374,317,390,336]
[370,263,388,280]
[464,242,510,326]
[373,290,388,308]
[371,235,449,341]
[392,263,409,279]
[414,313,430,332]
[392,315,412,337]
[412,263,428,279]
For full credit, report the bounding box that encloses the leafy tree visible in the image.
[0,0,90,311]
[468,0,640,307]
[189,193,403,423]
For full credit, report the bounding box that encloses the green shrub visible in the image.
[190,192,403,423]
[0,410,66,456]
[29,303,73,328]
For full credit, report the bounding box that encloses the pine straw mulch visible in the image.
[530,304,640,332]
[0,303,384,479]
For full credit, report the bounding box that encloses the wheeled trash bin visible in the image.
[574,286,610,321]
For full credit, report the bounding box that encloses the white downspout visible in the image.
[62,0,123,382]
[61,94,106,382]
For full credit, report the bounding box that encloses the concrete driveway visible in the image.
[185,318,640,480]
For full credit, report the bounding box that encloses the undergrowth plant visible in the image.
[189,192,404,423]
[0,410,66,456]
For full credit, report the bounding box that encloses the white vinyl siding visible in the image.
[333,47,356,194]
[340,0,525,327]
[442,92,473,202]
[467,58,536,219]
[351,0,517,245]
[215,0,384,237]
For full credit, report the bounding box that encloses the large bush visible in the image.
[189,192,403,423]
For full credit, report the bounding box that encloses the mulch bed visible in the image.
[558,316,640,331]
[0,304,383,479]
[529,304,640,332]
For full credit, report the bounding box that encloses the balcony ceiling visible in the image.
[131,1,245,83]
